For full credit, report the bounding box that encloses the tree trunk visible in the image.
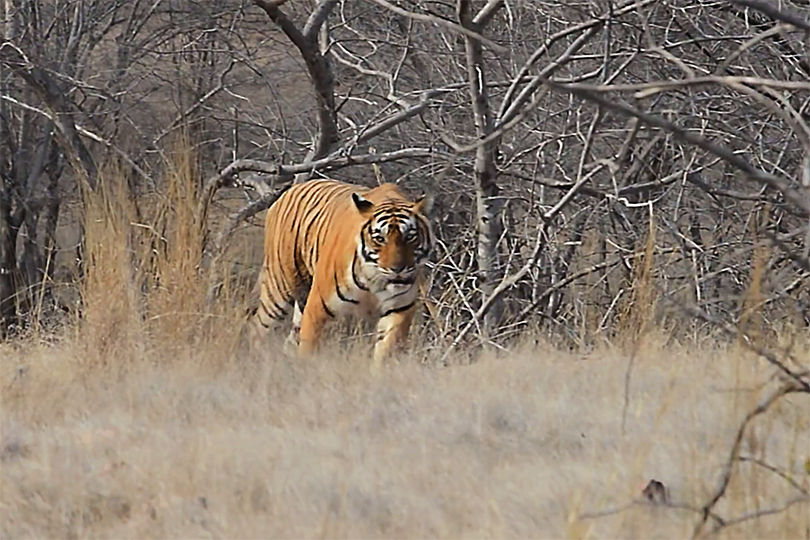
[458,0,504,335]
[0,187,19,336]
[0,46,98,188]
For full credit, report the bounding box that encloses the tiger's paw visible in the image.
[283,328,300,357]
[369,355,384,377]
[283,339,299,357]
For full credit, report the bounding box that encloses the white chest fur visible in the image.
[324,257,418,320]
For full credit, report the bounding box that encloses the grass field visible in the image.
[2,326,808,538]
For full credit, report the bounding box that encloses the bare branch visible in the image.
[704,496,810,537]
[254,0,338,160]
[498,26,600,128]
[367,0,507,53]
[355,91,444,144]
[0,42,97,186]
[729,0,810,32]
[196,147,437,231]
[472,0,504,27]
[303,0,339,40]
[0,94,153,186]
[497,0,658,122]
[564,76,810,96]
[737,456,810,496]
[578,499,724,526]
[542,80,810,217]
[693,384,806,538]
[153,59,237,146]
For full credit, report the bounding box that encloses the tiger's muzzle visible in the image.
[383,265,416,284]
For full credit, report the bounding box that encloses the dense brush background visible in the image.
[2,0,810,538]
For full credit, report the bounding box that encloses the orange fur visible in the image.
[250,179,433,367]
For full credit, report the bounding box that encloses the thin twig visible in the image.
[542,80,810,217]
[737,455,810,496]
[692,384,805,538]
[704,495,810,537]
[578,499,724,525]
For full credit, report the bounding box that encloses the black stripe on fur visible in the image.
[380,302,414,318]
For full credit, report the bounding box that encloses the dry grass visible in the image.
[2,331,808,539]
[1,153,808,539]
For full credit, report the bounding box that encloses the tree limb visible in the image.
[729,0,810,32]
[254,0,339,161]
[196,147,437,238]
[303,0,339,40]
[368,0,507,53]
[542,79,810,217]
[0,93,153,187]
[497,0,658,122]
[0,42,97,187]
[692,384,806,538]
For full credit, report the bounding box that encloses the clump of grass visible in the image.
[738,239,771,349]
[616,206,658,348]
[76,137,245,372]
[79,161,146,368]
[141,138,208,347]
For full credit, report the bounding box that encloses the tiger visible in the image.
[249,179,434,368]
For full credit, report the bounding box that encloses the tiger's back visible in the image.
[257,180,361,321]
[251,179,433,366]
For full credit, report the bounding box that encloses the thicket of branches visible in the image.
[2,0,809,533]
[2,0,808,343]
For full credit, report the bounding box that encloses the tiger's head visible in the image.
[352,191,434,289]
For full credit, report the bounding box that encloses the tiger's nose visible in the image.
[390,263,412,274]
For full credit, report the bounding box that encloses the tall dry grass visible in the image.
[74,142,246,372]
[1,152,808,539]
[616,205,658,349]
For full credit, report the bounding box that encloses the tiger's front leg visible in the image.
[372,305,416,371]
[297,283,336,358]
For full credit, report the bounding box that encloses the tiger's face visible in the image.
[352,192,433,289]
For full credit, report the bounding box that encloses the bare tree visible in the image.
[0,0,807,356]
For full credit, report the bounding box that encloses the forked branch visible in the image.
[254,0,339,161]
[692,383,807,538]
[0,42,97,187]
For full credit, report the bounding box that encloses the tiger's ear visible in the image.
[352,192,374,216]
[414,192,434,216]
